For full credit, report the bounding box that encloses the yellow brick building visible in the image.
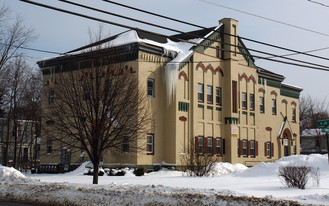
[38,18,302,171]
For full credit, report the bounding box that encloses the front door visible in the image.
[283,129,291,157]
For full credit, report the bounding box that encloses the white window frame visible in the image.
[147,134,154,154]
[272,99,277,115]
[292,107,296,122]
[242,92,247,109]
[216,137,222,155]
[266,142,271,157]
[207,85,213,104]
[243,139,248,156]
[147,78,155,97]
[207,137,213,155]
[122,136,129,153]
[250,140,255,157]
[198,83,204,102]
[249,94,255,111]
[216,87,222,105]
[49,88,54,104]
[198,136,204,154]
[260,96,264,113]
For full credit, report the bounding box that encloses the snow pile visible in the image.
[2,154,329,205]
[239,154,329,178]
[0,165,28,183]
[209,162,248,176]
[145,168,184,177]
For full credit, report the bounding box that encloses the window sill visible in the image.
[147,153,154,155]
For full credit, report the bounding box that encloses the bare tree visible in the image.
[181,138,219,177]
[0,2,35,118]
[0,3,35,72]
[1,57,33,167]
[42,58,150,184]
[300,95,329,133]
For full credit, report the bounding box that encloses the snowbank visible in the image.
[0,165,29,183]
[1,154,329,205]
[209,162,248,177]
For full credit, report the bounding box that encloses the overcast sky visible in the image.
[3,0,329,102]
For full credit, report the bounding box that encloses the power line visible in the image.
[56,0,329,70]
[19,0,329,72]
[308,0,329,7]
[258,46,329,60]
[101,0,329,62]
[0,42,64,55]
[199,0,329,37]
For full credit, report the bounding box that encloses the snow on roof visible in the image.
[301,128,326,136]
[281,82,303,91]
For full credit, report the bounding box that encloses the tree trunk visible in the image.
[92,159,99,184]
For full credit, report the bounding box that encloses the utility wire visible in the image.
[57,0,329,70]
[308,0,329,7]
[199,0,329,37]
[101,0,329,62]
[0,42,64,55]
[19,0,329,72]
[258,46,329,60]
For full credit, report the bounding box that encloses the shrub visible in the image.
[107,169,126,176]
[84,168,104,176]
[134,167,146,176]
[278,165,319,189]
[181,139,219,177]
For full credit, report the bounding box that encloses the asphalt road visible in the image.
[0,202,46,206]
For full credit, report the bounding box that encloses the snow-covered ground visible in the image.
[1,154,329,205]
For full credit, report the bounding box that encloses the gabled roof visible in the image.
[257,67,285,82]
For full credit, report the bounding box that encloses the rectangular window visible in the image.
[237,139,240,156]
[250,140,255,157]
[243,139,248,156]
[260,96,264,113]
[84,82,90,100]
[242,92,247,109]
[147,78,155,97]
[272,99,277,115]
[207,85,213,104]
[198,83,204,102]
[49,89,54,104]
[266,142,271,157]
[249,94,255,111]
[292,108,296,122]
[198,136,204,154]
[216,87,222,105]
[207,137,213,155]
[216,137,222,155]
[47,137,52,154]
[147,134,154,154]
[122,136,129,153]
[232,81,237,113]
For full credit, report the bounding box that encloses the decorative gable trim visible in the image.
[239,73,256,83]
[178,71,188,81]
[270,90,278,96]
[258,88,265,94]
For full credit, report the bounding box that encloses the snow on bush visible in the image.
[0,165,28,183]
[208,162,248,177]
